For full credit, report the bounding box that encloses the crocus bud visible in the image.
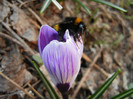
[38,25,83,93]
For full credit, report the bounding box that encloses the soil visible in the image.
[0,0,133,99]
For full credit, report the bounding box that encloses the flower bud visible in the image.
[38,25,83,92]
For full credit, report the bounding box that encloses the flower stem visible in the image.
[61,92,68,99]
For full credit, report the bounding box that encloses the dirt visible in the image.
[0,0,133,99]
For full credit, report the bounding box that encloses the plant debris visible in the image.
[0,0,133,99]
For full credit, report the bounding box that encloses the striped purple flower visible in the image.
[38,25,83,92]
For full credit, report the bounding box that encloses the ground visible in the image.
[0,0,133,99]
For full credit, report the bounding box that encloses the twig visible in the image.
[19,0,36,8]
[0,32,25,49]
[27,82,44,99]
[0,72,35,99]
[23,80,32,88]
[1,22,35,55]
[17,0,47,25]
[30,19,41,29]
[72,48,103,98]
[0,91,23,98]
[114,56,123,68]
[82,53,110,77]
[23,80,41,88]
[28,8,46,25]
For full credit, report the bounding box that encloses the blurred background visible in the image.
[0,0,133,99]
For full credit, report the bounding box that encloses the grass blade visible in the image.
[32,55,43,65]
[40,0,52,14]
[92,0,127,12]
[32,61,59,99]
[89,69,121,99]
[74,0,91,14]
[52,0,63,10]
[111,88,133,99]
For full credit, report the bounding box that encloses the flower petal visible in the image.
[75,36,84,57]
[42,32,81,89]
[38,25,58,56]
[64,30,83,57]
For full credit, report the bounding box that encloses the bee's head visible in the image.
[74,17,86,31]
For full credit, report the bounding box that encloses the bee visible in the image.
[53,17,86,41]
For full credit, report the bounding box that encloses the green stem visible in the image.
[32,61,59,99]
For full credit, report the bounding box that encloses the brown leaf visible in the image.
[10,6,38,42]
[0,44,32,92]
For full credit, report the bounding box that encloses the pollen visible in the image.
[54,24,59,31]
[74,17,82,25]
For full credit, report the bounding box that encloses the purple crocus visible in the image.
[38,25,83,93]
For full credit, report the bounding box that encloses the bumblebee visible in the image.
[53,17,86,41]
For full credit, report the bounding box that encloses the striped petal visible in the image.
[41,30,81,91]
[38,25,58,56]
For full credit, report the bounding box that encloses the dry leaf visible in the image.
[0,44,32,92]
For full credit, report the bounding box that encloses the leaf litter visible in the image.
[0,0,133,99]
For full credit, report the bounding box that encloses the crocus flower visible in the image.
[38,25,83,93]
